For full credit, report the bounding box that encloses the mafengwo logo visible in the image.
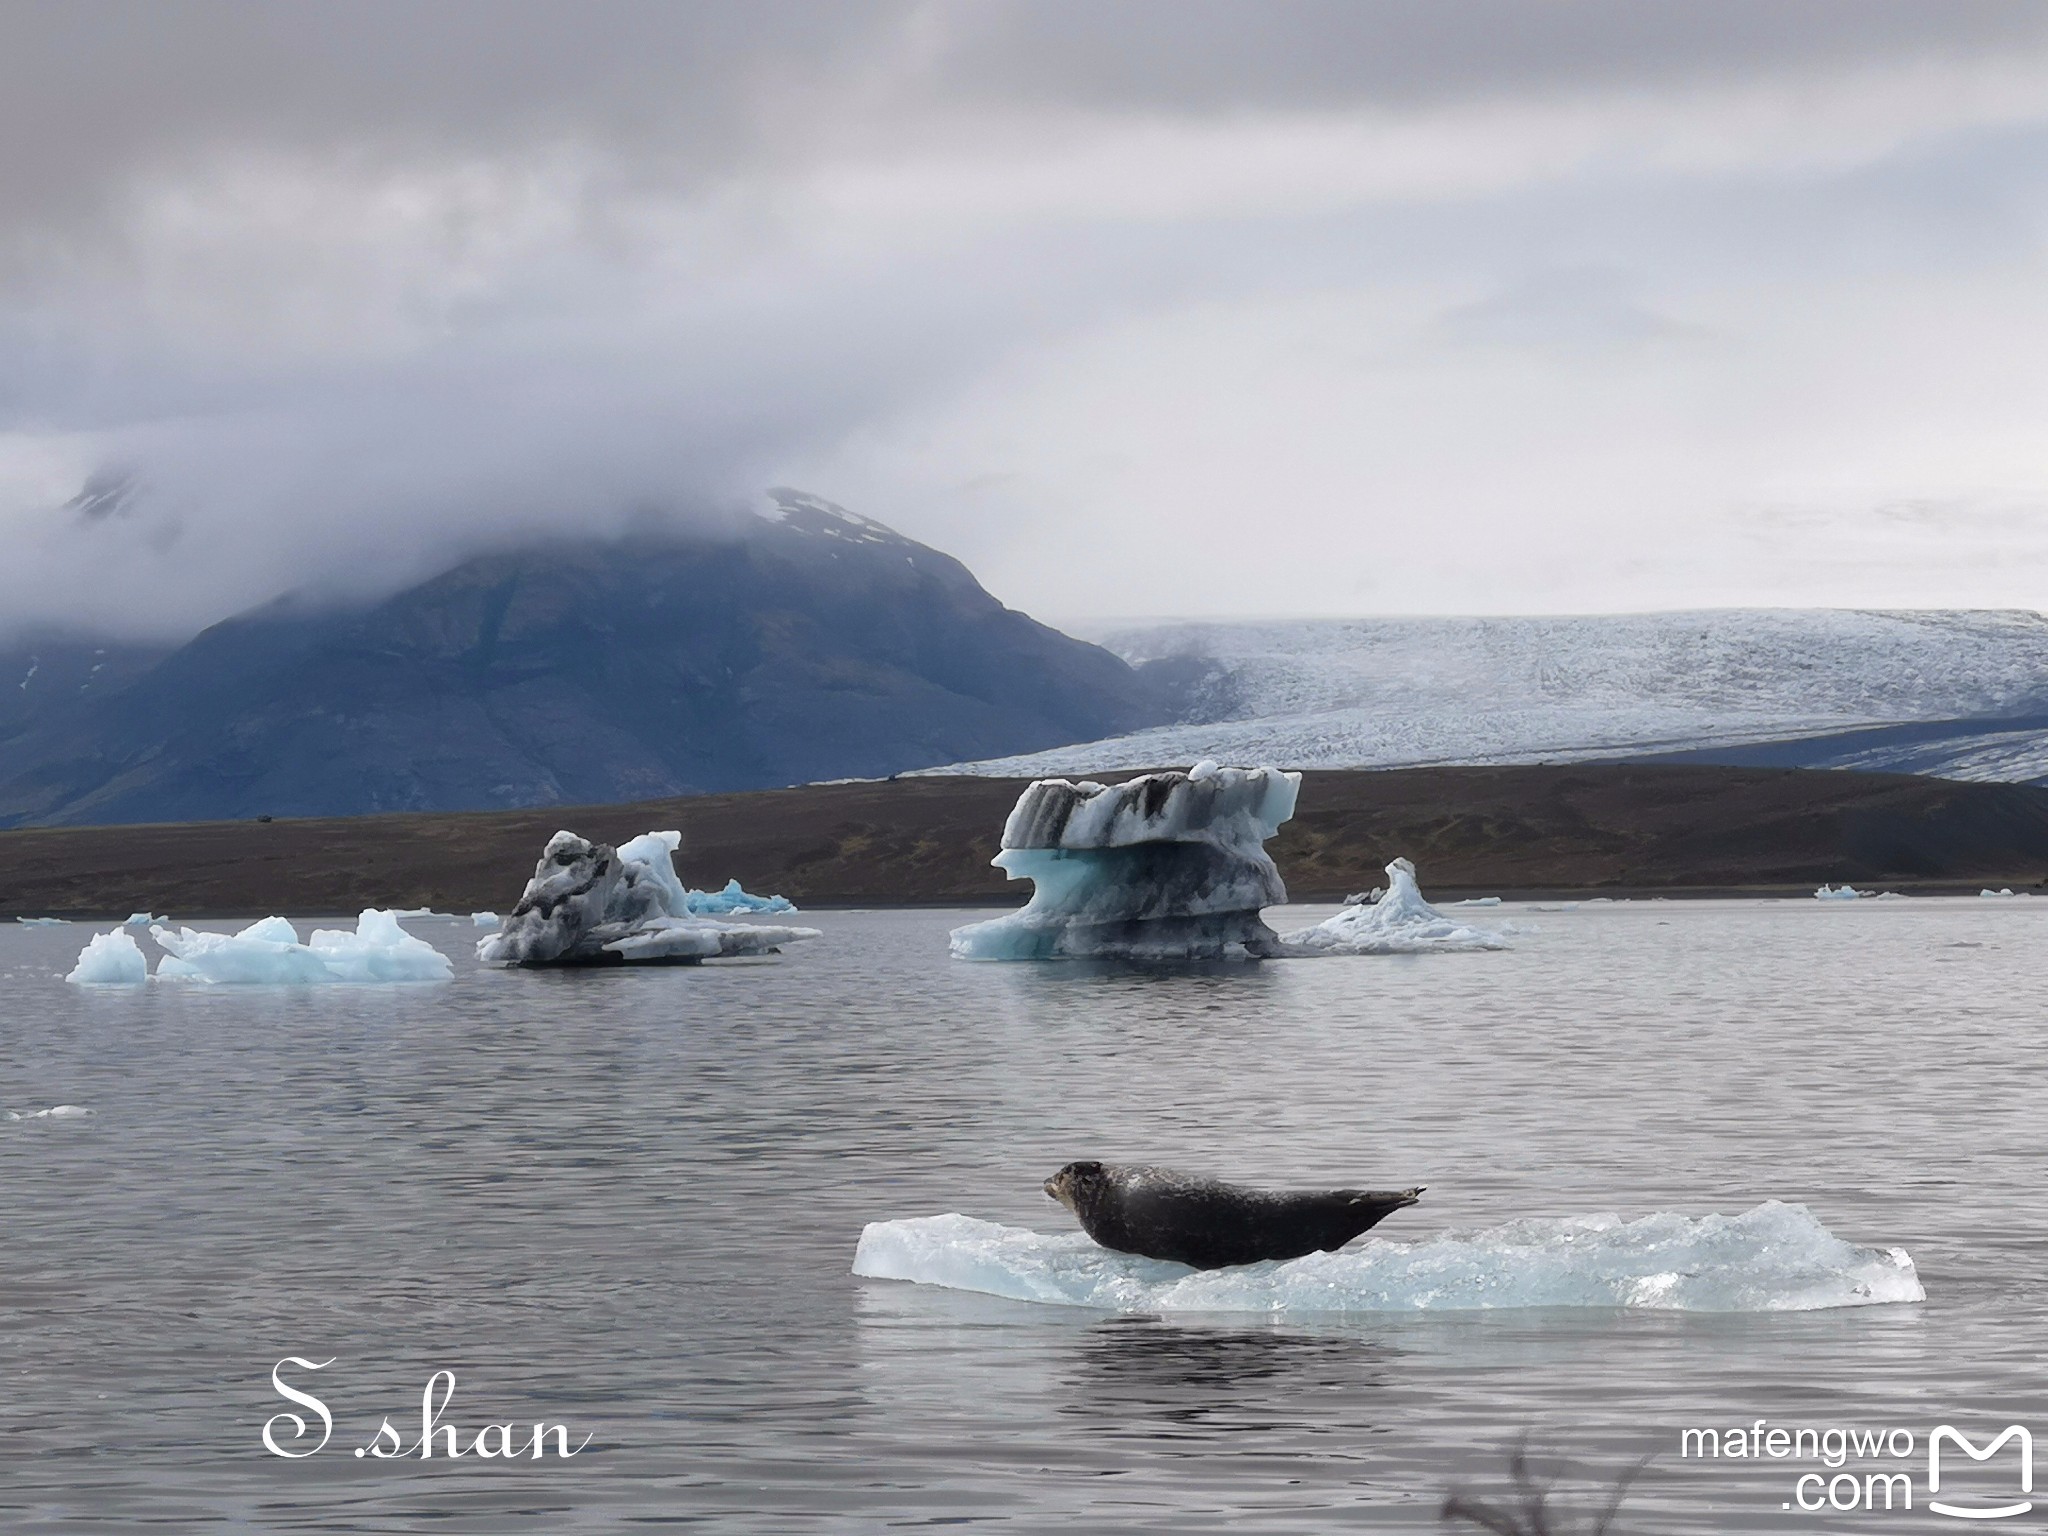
[1679,1420,2033,1518]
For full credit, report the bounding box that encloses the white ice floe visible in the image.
[4,1105,93,1121]
[64,928,149,986]
[852,1201,1922,1314]
[1979,888,2019,898]
[470,911,500,926]
[950,765,1301,961]
[1448,896,1502,907]
[478,829,819,966]
[1813,884,1866,901]
[16,915,71,926]
[1283,858,1510,955]
[151,911,453,983]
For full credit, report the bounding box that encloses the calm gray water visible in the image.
[3,899,2044,1532]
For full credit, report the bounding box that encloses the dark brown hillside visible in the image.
[5,764,2048,918]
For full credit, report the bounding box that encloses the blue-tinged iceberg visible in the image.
[853,1201,1922,1314]
[1284,858,1510,955]
[65,928,149,986]
[950,761,1301,961]
[477,829,819,967]
[683,878,797,914]
[151,912,453,983]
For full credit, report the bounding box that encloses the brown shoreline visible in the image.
[4,764,2048,919]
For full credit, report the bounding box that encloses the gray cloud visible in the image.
[3,1,2048,637]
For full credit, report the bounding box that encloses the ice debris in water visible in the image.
[1813,884,1866,901]
[65,928,149,986]
[124,912,165,926]
[477,829,819,966]
[4,1105,92,1121]
[15,915,71,926]
[950,764,1302,961]
[853,1201,1923,1314]
[470,911,500,926]
[1284,858,1510,955]
[150,912,453,983]
[683,878,797,914]
[1980,888,2019,898]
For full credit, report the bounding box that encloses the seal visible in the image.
[1043,1161,1423,1269]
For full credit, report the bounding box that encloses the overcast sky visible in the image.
[5,0,2048,637]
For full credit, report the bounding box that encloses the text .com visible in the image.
[1680,1421,2034,1518]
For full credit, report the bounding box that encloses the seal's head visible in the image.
[1044,1160,1108,1215]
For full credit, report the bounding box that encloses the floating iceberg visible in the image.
[477,829,819,967]
[683,877,797,915]
[151,912,453,984]
[16,915,71,926]
[852,1201,1922,1314]
[65,929,149,986]
[1283,858,1510,955]
[1979,888,2019,898]
[950,762,1301,961]
[4,1105,92,1121]
[1813,884,1866,901]
[470,911,500,926]
[124,912,165,926]
[1448,896,1502,908]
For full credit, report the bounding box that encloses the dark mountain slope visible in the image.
[0,493,1163,825]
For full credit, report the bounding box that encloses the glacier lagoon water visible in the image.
[2,898,2043,1532]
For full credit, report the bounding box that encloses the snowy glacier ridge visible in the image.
[924,609,2048,783]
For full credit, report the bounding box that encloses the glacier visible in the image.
[949,762,1300,961]
[150,912,453,983]
[921,610,2048,785]
[1284,858,1510,955]
[65,928,149,985]
[852,1201,1922,1314]
[477,829,819,966]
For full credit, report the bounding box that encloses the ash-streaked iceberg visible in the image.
[949,761,1301,961]
[477,829,819,967]
[853,1201,1922,1314]
[151,911,453,984]
[65,928,149,986]
[1284,858,1510,955]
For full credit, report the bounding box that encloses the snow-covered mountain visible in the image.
[928,610,2048,785]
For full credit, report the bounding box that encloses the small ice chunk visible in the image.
[853,1201,1922,1314]
[15,916,71,926]
[124,912,165,926]
[683,877,797,915]
[64,928,149,986]
[1448,896,1502,908]
[150,912,452,984]
[470,911,501,926]
[601,916,820,961]
[32,1104,92,1119]
[1979,888,2018,898]
[1813,884,1866,901]
[1283,858,1509,955]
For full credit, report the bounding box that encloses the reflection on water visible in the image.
[2,900,2044,1531]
